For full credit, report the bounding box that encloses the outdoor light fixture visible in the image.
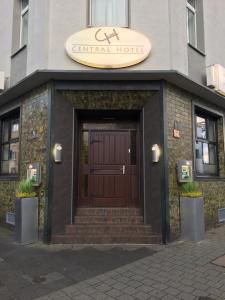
[152,144,161,163]
[53,143,63,163]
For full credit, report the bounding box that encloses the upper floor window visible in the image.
[0,110,20,176]
[195,109,218,177]
[89,0,129,27]
[20,0,29,47]
[187,0,197,47]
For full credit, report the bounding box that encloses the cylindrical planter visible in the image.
[15,197,38,244]
[180,197,205,242]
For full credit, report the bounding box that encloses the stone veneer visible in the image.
[0,85,49,230]
[167,84,225,238]
[61,90,154,110]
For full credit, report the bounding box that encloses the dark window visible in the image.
[0,111,20,175]
[195,110,218,176]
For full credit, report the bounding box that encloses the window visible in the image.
[0,111,20,175]
[20,0,29,47]
[195,110,218,176]
[187,0,197,47]
[89,0,128,27]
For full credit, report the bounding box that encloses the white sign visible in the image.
[65,27,152,69]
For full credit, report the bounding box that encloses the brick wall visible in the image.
[167,84,225,238]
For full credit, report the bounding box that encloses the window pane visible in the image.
[9,143,19,174]
[208,119,216,142]
[209,144,216,165]
[21,11,28,46]
[196,116,206,139]
[11,119,19,139]
[187,8,196,46]
[195,142,204,174]
[2,144,9,161]
[82,132,89,164]
[2,120,9,142]
[187,0,196,8]
[22,0,29,10]
[90,0,128,27]
[203,143,209,164]
[1,161,9,174]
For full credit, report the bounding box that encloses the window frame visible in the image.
[19,0,29,48]
[187,0,197,48]
[194,107,220,178]
[0,110,20,178]
[88,0,129,28]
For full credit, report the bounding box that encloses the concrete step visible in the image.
[75,208,142,217]
[52,234,162,244]
[66,224,153,235]
[74,215,144,224]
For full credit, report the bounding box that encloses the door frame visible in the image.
[77,121,141,208]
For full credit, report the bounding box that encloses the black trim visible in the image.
[11,45,27,59]
[188,43,206,57]
[55,80,161,91]
[194,107,219,177]
[0,175,20,181]
[1,70,225,109]
[43,81,55,244]
[0,109,20,177]
[160,81,170,244]
[195,176,225,181]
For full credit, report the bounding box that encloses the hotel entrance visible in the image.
[78,120,140,208]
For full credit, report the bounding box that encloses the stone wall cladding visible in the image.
[167,83,225,238]
[62,90,154,110]
[0,85,49,229]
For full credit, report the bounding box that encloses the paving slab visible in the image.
[0,227,156,300]
[34,224,225,300]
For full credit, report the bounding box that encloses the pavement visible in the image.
[0,226,225,300]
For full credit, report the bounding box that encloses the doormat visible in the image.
[211,254,225,267]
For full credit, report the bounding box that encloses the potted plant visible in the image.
[180,182,204,242]
[15,179,38,244]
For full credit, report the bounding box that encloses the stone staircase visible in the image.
[52,208,162,244]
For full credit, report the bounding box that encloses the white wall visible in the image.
[26,0,50,75]
[204,0,225,67]
[0,0,14,85]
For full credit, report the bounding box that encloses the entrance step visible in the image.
[74,215,144,224]
[76,208,142,216]
[52,208,162,244]
[52,234,162,244]
[66,224,153,235]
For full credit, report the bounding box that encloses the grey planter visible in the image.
[180,197,205,242]
[15,197,38,244]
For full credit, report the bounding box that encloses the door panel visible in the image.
[90,131,129,207]
[79,128,139,207]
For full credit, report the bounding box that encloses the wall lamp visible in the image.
[152,144,161,163]
[53,143,63,163]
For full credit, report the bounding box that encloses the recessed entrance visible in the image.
[78,120,139,208]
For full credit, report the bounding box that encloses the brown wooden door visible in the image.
[90,131,129,207]
[79,129,139,207]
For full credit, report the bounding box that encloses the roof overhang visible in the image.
[0,70,225,109]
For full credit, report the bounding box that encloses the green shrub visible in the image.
[180,182,202,198]
[16,179,36,198]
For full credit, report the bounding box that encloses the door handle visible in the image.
[120,165,126,175]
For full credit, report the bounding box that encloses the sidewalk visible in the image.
[1,226,225,299]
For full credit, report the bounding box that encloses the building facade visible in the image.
[0,0,225,243]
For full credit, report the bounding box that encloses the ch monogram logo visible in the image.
[95,28,120,45]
